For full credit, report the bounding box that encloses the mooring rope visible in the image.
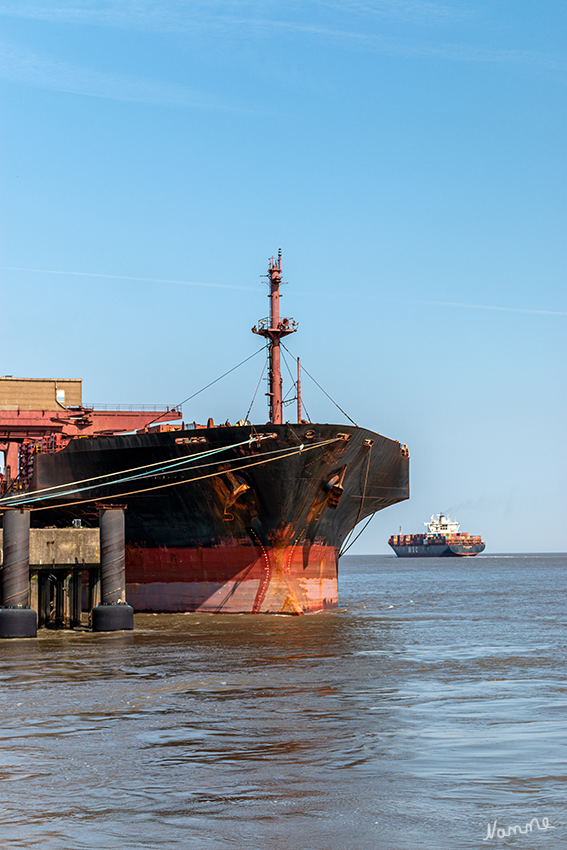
[0,436,266,507]
[21,438,342,512]
[1,439,302,508]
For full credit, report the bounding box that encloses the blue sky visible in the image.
[0,1,565,552]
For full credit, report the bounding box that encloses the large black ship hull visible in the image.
[33,423,409,613]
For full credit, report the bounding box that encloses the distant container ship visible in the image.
[389,514,485,557]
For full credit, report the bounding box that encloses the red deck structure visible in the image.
[0,377,181,492]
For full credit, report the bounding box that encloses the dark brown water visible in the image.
[0,554,565,849]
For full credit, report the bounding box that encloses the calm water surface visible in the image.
[0,554,565,849]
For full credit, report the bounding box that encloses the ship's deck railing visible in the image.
[82,403,181,412]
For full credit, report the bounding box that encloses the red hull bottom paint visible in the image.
[125,544,339,614]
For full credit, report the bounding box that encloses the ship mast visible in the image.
[252,250,297,424]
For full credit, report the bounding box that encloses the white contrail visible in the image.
[0,266,256,291]
[1,266,564,314]
[409,298,566,317]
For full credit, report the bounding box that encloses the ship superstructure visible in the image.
[425,513,460,535]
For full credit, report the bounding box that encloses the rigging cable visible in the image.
[280,346,311,420]
[339,514,376,557]
[280,346,298,402]
[300,398,312,423]
[244,352,269,422]
[144,345,267,426]
[282,344,357,427]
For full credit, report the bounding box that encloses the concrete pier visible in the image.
[0,528,100,629]
[0,526,100,629]
[0,515,133,632]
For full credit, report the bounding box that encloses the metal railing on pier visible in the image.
[83,403,181,412]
